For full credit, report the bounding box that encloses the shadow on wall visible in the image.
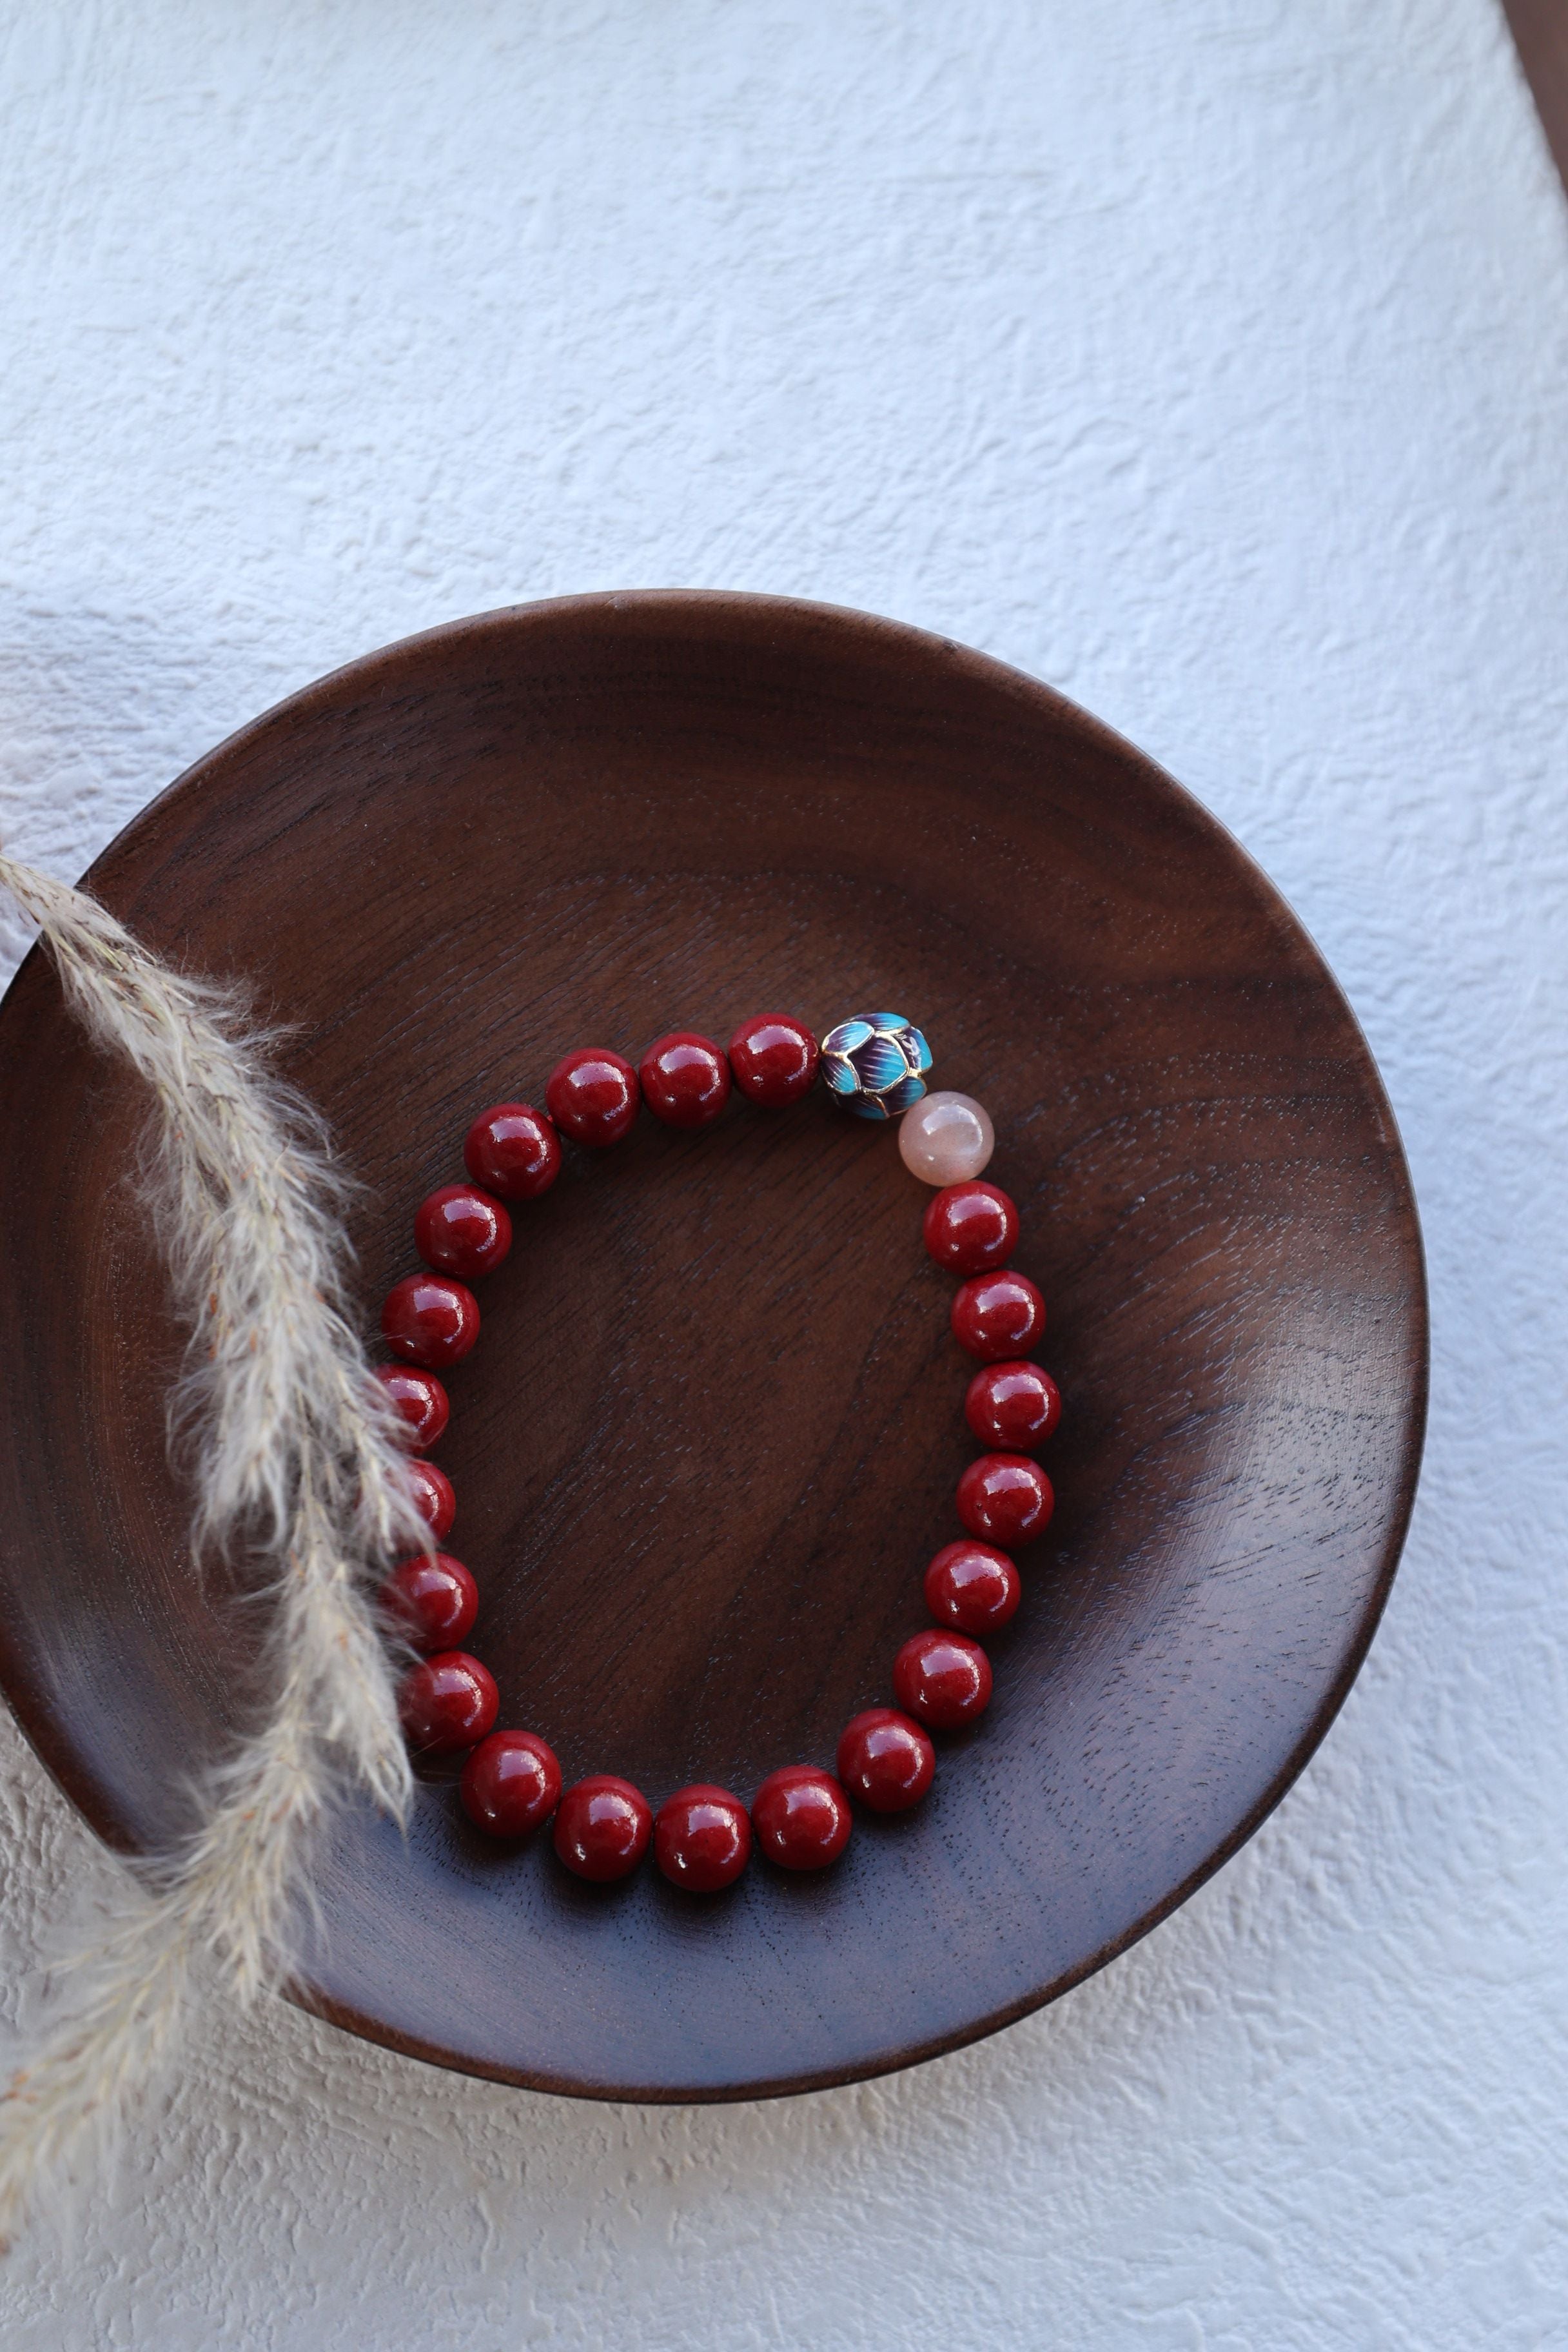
[0,593,313,982]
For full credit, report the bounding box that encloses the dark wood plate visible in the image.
[0,593,1426,2099]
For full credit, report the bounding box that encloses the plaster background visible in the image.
[1,0,1565,2344]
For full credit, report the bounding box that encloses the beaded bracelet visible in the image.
[371,1012,1061,1893]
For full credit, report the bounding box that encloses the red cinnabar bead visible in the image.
[728,1014,819,1107]
[923,1540,1021,1633]
[750,1766,852,1869]
[460,1729,562,1839]
[398,1650,498,1751]
[371,1364,449,1451]
[463,1101,562,1200]
[836,1709,935,1813]
[892,1630,992,1729]
[956,1453,1054,1547]
[639,1032,731,1128]
[545,1048,640,1145]
[382,1552,477,1649]
[406,1456,456,1539]
[654,1784,752,1890]
[553,1775,653,1881]
[965,1359,1061,1451]
[415,1182,512,1279]
[382,1271,480,1367]
[951,1268,1046,1361]
[923,1181,1019,1275]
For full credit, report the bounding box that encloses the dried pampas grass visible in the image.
[0,850,427,2246]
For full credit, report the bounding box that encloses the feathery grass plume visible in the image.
[0,849,427,2246]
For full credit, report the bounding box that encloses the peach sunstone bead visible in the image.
[897,1090,995,1184]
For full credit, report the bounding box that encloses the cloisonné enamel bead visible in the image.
[820,1012,932,1120]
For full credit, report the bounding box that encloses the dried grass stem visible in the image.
[0,852,425,2245]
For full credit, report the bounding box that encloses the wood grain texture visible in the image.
[1502,0,1568,195]
[0,593,1427,2099]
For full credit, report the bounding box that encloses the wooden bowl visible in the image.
[0,593,1426,2099]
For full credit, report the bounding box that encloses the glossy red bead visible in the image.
[892,1629,992,1729]
[405,1456,456,1539]
[750,1765,852,1870]
[460,1729,562,1838]
[639,1032,731,1129]
[965,1359,1061,1451]
[654,1784,752,1891]
[956,1453,1054,1547]
[545,1048,640,1146]
[371,1364,449,1451]
[951,1268,1046,1362]
[923,1181,1019,1275]
[728,1014,819,1107]
[553,1774,653,1881]
[414,1182,512,1280]
[398,1650,498,1752]
[923,1540,1021,1633]
[836,1708,935,1813]
[382,1271,480,1367]
[463,1101,562,1200]
[382,1551,477,1649]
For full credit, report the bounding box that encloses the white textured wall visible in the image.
[2,1,1567,2343]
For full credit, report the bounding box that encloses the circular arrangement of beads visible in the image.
[373,1011,1062,1892]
